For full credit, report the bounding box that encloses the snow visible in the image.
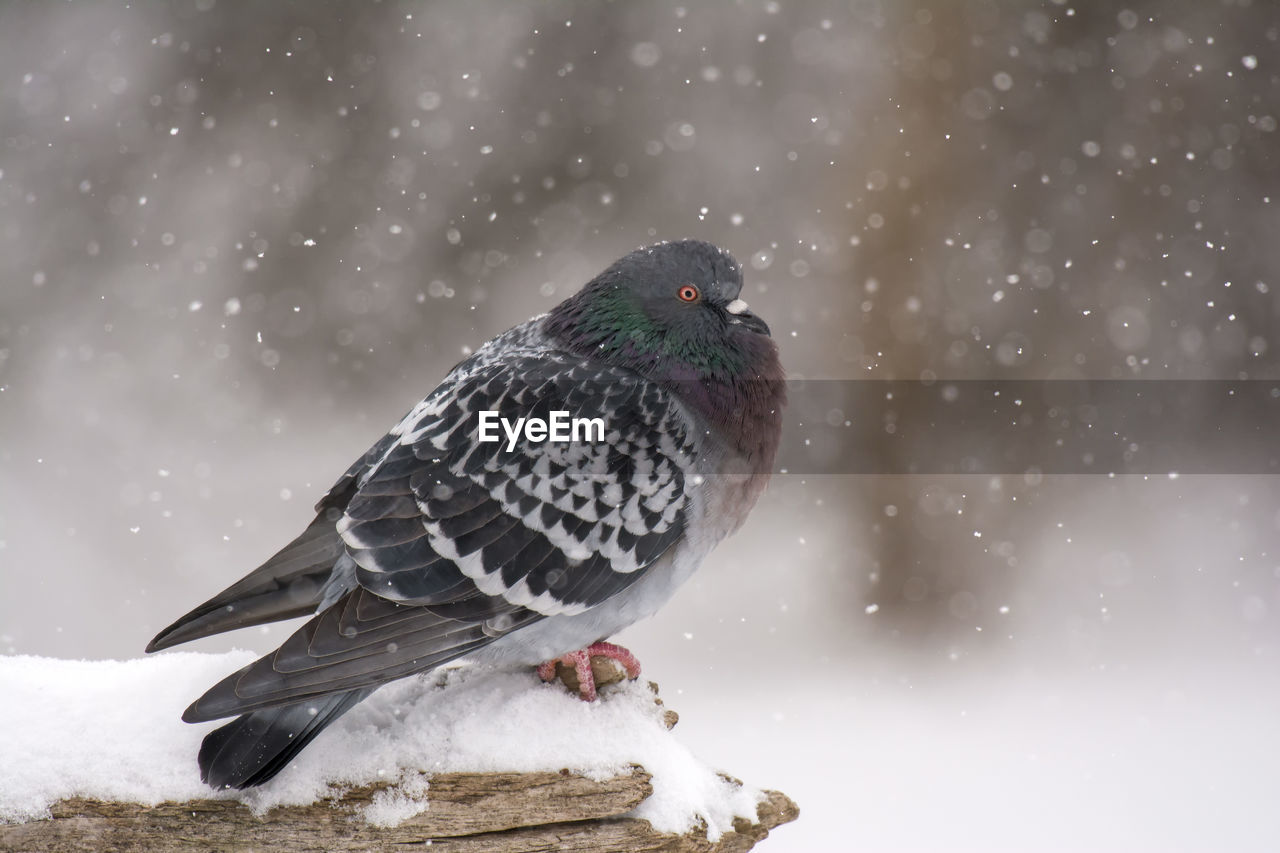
[0,652,762,840]
[5,3,1280,851]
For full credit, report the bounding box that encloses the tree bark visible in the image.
[0,770,797,853]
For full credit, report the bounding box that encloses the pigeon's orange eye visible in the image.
[677,285,700,302]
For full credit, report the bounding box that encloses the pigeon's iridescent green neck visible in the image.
[550,286,749,378]
[546,286,785,464]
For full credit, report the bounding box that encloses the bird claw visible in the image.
[538,642,642,702]
[584,641,642,679]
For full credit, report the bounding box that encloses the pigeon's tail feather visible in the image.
[146,511,347,652]
[198,687,373,789]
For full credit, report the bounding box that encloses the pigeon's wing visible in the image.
[183,586,538,720]
[347,354,698,615]
[184,351,700,721]
[145,435,397,653]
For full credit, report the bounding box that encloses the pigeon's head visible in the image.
[546,240,776,380]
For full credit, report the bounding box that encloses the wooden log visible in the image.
[0,774,797,853]
[0,679,798,852]
[0,766,653,852]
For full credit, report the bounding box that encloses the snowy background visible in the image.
[2,1,1280,850]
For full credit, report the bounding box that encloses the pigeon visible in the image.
[146,239,785,789]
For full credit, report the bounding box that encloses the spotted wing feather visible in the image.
[345,352,698,616]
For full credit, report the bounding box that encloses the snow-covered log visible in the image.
[0,653,798,852]
[0,768,798,852]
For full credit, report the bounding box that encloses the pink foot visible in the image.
[584,641,642,679]
[537,642,643,702]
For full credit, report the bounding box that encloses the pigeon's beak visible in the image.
[725,298,772,337]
